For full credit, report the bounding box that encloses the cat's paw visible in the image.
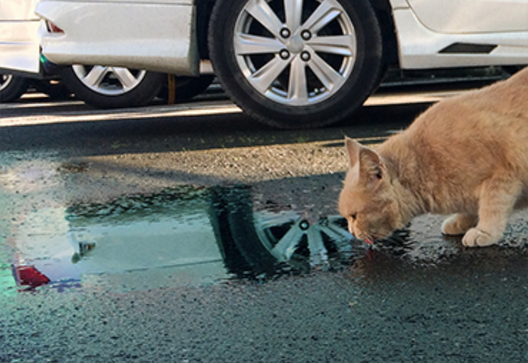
[441,214,475,236]
[462,228,499,247]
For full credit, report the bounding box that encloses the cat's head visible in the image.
[339,137,403,243]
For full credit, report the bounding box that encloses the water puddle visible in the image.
[0,186,363,294]
[1,185,527,295]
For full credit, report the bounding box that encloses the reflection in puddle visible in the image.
[0,186,361,294]
[65,187,231,292]
[2,185,527,295]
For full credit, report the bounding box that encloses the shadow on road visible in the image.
[0,102,431,158]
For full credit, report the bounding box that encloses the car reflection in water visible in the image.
[4,186,363,293]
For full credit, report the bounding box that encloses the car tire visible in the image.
[219,186,280,275]
[159,75,215,102]
[502,66,525,75]
[0,74,29,103]
[209,0,384,129]
[60,65,165,108]
[208,187,257,277]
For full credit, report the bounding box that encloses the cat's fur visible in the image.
[339,67,528,247]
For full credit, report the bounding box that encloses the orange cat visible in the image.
[339,67,528,247]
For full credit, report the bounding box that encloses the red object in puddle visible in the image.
[14,265,51,288]
[366,248,376,261]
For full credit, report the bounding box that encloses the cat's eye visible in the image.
[351,213,357,220]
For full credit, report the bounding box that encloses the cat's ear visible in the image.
[358,147,384,187]
[345,137,361,167]
[345,137,384,187]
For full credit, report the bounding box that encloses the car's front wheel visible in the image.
[60,65,164,108]
[209,0,384,129]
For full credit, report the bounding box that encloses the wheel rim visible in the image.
[0,74,13,92]
[254,210,354,266]
[71,65,147,96]
[234,0,357,106]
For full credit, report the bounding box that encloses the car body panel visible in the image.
[36,1,199,76]
[406,0,528,34]
[387,0,409,9]
[0,0,41,74]
[393,8,528,69]
[0,0,40,21]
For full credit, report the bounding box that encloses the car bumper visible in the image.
[36,1,199,76]
[0,20,41,74]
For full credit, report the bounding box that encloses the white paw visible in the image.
[462,228,499,247]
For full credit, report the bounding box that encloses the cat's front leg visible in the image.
[441,213,477,236]
[462,178,521,247]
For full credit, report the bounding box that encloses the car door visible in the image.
[36,0,198,76]
[406,0,528,34]
[0,0,41,74]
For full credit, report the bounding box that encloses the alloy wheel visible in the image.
[71,65,147,96]
[254,209,354,266]
[234,0,357,106]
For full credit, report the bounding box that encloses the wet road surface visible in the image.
[1,83,527,362]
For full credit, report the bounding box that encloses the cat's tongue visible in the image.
[365,238,374,246]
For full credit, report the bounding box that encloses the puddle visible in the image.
[0,186,363,294]
[1,185,527,295]
[0,160,63,194]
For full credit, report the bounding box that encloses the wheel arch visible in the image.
[368,0,400,66]
[196,0,217,59]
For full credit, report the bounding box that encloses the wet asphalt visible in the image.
[1,82,527,362]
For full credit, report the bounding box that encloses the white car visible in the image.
[36,0,528,128]
[0,0,214,107]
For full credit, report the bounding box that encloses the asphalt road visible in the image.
[1,85,527,363]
